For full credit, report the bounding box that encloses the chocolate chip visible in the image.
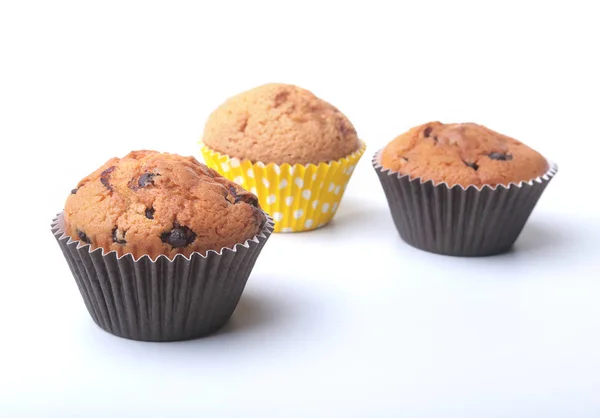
[129,172,161,190]
[100,166,116,191]
[433,136,439,143]
[145,207,155,219]
[160,224,196,248]
[423,127,432,138]
[112,227,127,245]
[71,188,78,194]
[488,152,513,161]
[138,172,158,188]
[228,185,259,207]
[77,229,91,244]
[464,161,479,171]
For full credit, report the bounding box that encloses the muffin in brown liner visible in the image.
[51,212,273,341]
[373,150,558,256]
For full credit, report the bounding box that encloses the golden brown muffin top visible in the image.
[380,122,549,187]
[202,83,360,165]
[64,150,266,260]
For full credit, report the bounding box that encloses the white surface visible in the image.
[1,1,599,417]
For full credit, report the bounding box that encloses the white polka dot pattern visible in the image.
[200,141,366,232]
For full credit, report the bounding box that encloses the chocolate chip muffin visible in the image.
[374,122,556,256]
[381,122,549,187]
[64,150,266,260]
[202,83,361,165]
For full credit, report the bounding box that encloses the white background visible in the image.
[1,1,599,417]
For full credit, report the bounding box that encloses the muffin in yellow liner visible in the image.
[200,83,366,232]
[200,141,366,232]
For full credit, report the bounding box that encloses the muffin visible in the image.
[373,122,557,256]
[52,150,273,341]
[200,83,366,232]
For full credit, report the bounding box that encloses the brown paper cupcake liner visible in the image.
[51,212,273,341]
[373,150,558,256]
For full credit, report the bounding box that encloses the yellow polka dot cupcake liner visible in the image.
[200,142,366,232]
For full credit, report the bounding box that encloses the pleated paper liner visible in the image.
[200,142,366,232]
[372,149,558,256]
[51,212,274,342]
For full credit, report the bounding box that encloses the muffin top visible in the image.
[380,122,549,187]
[64,150,267,260]
[202,83,360,165]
